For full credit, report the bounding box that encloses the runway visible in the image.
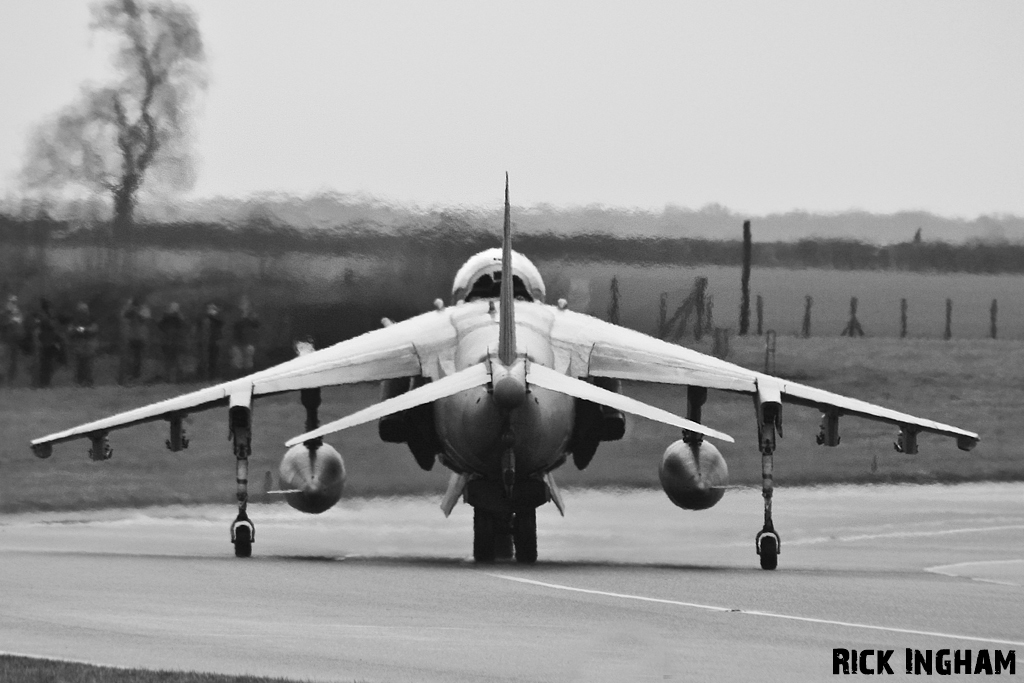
[1,483,1021,682]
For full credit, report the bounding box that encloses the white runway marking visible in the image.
[782,524,1024,546]
[924,559,1024,587]
[490,574,1024,648]
[972,578,1020,587]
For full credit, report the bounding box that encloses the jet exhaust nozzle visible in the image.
[492,375,527,410]
[490,359,528,411]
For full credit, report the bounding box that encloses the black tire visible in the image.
[234,525,253,558]
[513,508,538,564]
[473,507,496,563]
[495,533,514,560]
[759,535,778,571]
[494,512,514,560]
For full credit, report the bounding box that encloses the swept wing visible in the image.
[31,308,458,452]
[548,306,978,448]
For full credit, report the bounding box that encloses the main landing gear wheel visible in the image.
[494,512,514,561]
[513,508,537,564]
[473,507,496,563]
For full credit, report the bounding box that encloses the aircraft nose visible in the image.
[492,375,526,410]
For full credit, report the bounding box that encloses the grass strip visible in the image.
[0,654,342,683]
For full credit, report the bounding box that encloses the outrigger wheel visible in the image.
[756,526,780,571]
[231,513,255,558]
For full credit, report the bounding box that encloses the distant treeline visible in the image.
[3,214,1024,274]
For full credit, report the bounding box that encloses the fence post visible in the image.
[990,299,997,339]
[764,330,776,374]
[704,294,714,339]
[944,298,952,340]
[712,327,731,359]
[841,297,864,337]
[801,295,812,338]
[756,295,764,336]
[739,220,751,335]
[900,298,908,339]
[694,277,707,342]
[608,276,620,325]
[658,292,668,339]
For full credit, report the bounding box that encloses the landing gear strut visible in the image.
[755,393,781,571]
[229,395,254,558]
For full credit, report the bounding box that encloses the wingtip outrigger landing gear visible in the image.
[229,391,254,558]
[754,436,781,570]
[231,511,254,558]
[754,382,782,571]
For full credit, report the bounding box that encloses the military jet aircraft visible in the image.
[30,177,979,569]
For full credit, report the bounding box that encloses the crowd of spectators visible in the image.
[0,294,261,389]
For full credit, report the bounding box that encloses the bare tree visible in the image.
[22,0,205,240]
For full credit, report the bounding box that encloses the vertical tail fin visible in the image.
[498,173,516,366]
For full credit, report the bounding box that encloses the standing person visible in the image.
[34,299,63,388]
[1,295,25,384]
[121,297,151,381]
[157,302,187,383]
[67,302,99,386]
[231,296,260,378]
[203,303,224,380]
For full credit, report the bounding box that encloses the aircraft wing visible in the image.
[30,308,458,452]
[549,307,979,449]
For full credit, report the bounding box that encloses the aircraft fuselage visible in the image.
[434,299,575,481]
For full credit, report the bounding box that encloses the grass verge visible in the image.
[0,655,326,683]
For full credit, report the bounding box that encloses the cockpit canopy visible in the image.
[451,248,546,304]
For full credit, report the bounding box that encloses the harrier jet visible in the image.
[30,178,979,570]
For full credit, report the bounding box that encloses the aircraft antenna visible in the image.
[498,172,516,366]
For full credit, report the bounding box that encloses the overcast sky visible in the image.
[1,1,1022,216]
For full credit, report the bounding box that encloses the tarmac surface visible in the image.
[0,483,1021,682]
